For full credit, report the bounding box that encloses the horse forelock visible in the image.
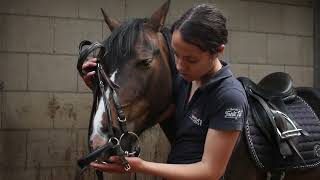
[102,18,148,72]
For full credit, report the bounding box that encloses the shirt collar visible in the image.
[199,60,233,91]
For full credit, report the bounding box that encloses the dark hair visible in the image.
[171,4,228,54]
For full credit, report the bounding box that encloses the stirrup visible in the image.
[272,110,303,139]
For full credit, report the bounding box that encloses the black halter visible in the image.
[76,40,141,173]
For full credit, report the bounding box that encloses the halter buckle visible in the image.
[108,137,119,145]
[118,117,127,123]
[123,163,131,171]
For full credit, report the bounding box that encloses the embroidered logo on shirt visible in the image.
[224,108,243,120]
[189,114,203,126]
[189,110,202,126]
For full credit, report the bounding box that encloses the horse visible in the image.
[77,0,320,180]
[76,0,175,179]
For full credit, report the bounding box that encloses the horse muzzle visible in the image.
[77,131,141,170]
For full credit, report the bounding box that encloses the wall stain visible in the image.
[62,103,77,121]
[48,95,60,119]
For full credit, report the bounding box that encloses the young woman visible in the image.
[83,4,248,180]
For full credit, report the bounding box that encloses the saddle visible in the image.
[238,72,320,172]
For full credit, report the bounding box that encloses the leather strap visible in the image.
[248,90,277,145]
[77,141,114,169]
[77,41,106,76]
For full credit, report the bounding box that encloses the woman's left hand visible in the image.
[90,156,144,173]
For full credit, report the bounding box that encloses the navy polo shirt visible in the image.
[167,60,248,164]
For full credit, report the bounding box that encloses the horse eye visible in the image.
[137,58,153,68]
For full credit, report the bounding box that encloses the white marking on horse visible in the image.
[90,70,118,142]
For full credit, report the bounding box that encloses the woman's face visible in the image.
[171,30,216,82]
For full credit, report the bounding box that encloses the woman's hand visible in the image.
[81,58,97,90]
[90,156,144,174]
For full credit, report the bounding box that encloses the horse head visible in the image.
[89,0,174,153]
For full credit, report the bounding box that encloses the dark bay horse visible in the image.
[77,2,176,179]
[81,0,320,179]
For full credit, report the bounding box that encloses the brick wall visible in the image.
[0,0,313,179]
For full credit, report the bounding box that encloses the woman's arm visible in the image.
[91,128,240,180]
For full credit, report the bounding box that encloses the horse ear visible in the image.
[101,8,120,32]
[148,0,171,32]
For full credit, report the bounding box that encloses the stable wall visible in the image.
[0,0,313,179]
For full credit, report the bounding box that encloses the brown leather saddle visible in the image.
[238,72,320,173]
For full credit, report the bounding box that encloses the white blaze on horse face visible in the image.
[90,70,118,145]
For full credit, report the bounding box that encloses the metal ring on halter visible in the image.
[119,132,141,157]
[118,117,127,123]
[108,137,120,146]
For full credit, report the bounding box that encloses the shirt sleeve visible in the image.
[208,88,248,131]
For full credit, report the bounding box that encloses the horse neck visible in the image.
[160,27,177,80]
[141,29,176,129]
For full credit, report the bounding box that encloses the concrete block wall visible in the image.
[220,0,313,85]
[0,0,313,179]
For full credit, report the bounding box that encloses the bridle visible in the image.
[76,40,141,173]
[74,27,176,179]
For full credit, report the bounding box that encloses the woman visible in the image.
[83,4,248,180]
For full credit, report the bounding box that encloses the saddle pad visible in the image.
[245,96,320,171]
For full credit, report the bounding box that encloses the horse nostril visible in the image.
[90,134,108,150]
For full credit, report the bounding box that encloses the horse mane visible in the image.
[102,18,148,72]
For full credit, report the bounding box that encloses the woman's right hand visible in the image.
[90,156,144,174]
[81,58,97,90]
